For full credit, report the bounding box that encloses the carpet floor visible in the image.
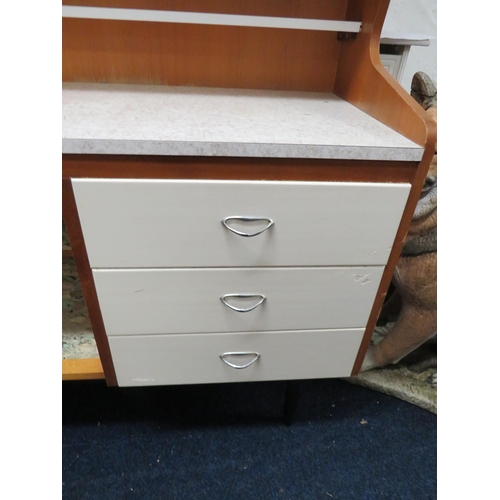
[63,378,436,499]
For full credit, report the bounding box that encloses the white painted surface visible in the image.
[93,266,384,336]
[62,6,361,32]
[380,34,430,46]
[108,328,365,386]
[72,179,411,268]
[382,0,437,91]
[380,53,404,82]
[62,83,423,160]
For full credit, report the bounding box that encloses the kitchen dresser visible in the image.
[62,0,436,387]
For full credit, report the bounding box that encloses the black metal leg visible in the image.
[283,380,299,426]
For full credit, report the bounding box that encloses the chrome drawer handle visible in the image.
[220,294,266,312]
[220,352,261,369]
[221,216,274,237]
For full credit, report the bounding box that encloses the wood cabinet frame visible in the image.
[62,0,436,385]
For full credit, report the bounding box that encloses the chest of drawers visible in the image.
[62,0,436,387]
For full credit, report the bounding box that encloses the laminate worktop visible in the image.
[62,83,423,161]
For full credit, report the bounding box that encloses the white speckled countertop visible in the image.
[62,83,423,161]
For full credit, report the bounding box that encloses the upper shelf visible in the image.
[62,5,362,32]
[63,1,363,94]
[62,1,433,154]
[62,83,423,161]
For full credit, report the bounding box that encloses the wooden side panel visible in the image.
[108,328,365,386]
[62,179,118,386]
[335,0,435,149]
[350,147,434,376]
[332,1,437,375]
[62,0,348,91]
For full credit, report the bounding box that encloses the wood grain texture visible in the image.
[62,358,105,381]
[350,143,436,375]
[350,144,436,375]
[62,179,118,386]
[62,0,347,91]
[62,155,418,183]
[62,0,346,18]
[335,0,437,150]
[330,0,437,375]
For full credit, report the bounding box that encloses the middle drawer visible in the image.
[93,267,384,336]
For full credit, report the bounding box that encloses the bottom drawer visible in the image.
[108,329,365,387]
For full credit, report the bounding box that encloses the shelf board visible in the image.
[62,6,362,33]
[63,358,104,381]
[63,256,102,380]
[63,83,424,161]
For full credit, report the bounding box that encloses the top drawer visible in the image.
[72,179,410,268]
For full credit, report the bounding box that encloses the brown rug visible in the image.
[345,323,437,414]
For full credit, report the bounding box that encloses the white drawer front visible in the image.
[72,179,410,268]
[108,329,365,386]
[94,267,384,336]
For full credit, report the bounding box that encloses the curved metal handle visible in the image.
[220,294,266,312]
[221,216,274,237]
[220,352,261,369]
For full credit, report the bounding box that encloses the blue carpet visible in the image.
[62,379,436,499]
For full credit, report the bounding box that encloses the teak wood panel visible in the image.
[335,0,436,150]
[63,0,348,91]
[62,155,418,183]
[63,0,347,18]
[93,267,385,336]
[62,358,105,381]
[330,0,437,373]
[108,328,365,386]
[62,179,118,386]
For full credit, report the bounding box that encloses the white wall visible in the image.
[382,0,437,92]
